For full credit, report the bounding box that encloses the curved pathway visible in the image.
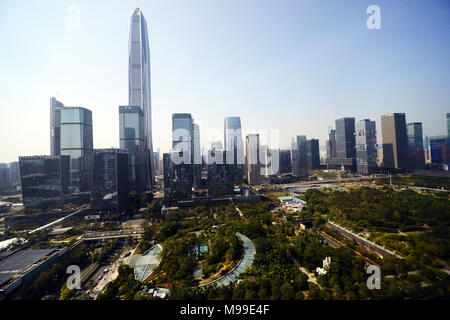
[200,233,255,288]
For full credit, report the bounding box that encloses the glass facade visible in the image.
[327,129,337,159]
[19,155,70,208]
[336,118,356,159]
[50,97,65,156]
[60,107,93,192]
[291,135,307,177]
[430,136,450,166]
[355,119,378,174]
[246,134,261,185]
[306,139,320,170]
[381,113,408,169]
[279,150,292,174]
[129,8,154,187]
[224,117,245,184]
[193,123,202,187]
[407,122,425,169]
[91,149,129,213]
[207,150,233,197]
[119,105,146,191]
[447,113,450,137]
[170,114,194,197]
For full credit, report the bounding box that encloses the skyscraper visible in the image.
[291,135,307,177]
[162,152,174,197]
[128,8,154,188]
[119,105,146,191]
[224,117,245,184]
[50,97,64,156]
[246,134,261,185]
[327,128,337,159]
[447,113,450,137]
[407,122,425,169]
[91,149,129,213]
[355,119,378,174]
[193,123,202,187]
[429,136,450,168]
[19,155,70,208]
[207,149,233,198]
[381,113,408,169]
[327,118,356,171]
[306,139,320,170]
[60,107,93,192]
[279,150,292,174]
[171,113,194,198]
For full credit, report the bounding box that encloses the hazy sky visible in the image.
[0,0,449,163]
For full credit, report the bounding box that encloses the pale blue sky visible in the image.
[0,0,449,162]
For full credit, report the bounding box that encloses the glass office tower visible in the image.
[207,150,233,198]
[19,155,70,208]
[128,8,154,188]
[381,113,408,169]
[407,122,425,169]
[327,118,356,171]
[91,149,129,213]
[429,136,450,167]
[291,135,307,177]
[119,105,146,191]
[279,150,292,174]
[306,139,320,170]
[170,114,194,198]
[327,128,337,159]
[355,119,378,174]
[193,123,202,188]
[246,134,261,185]
[60,107,93,192]
[224,117,245,184]
[50,97,65,156]
[447,113,450,137]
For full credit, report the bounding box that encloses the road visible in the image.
[274,175,386,189]
[28,210,82,234]
[90,247,133,299]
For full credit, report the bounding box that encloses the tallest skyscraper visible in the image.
[128,8,155,188]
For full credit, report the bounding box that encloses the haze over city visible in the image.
[0,0,449,163]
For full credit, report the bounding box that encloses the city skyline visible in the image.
[1,0,450,163]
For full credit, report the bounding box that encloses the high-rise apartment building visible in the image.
[355,119,378,174]
[381,113,408,169]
